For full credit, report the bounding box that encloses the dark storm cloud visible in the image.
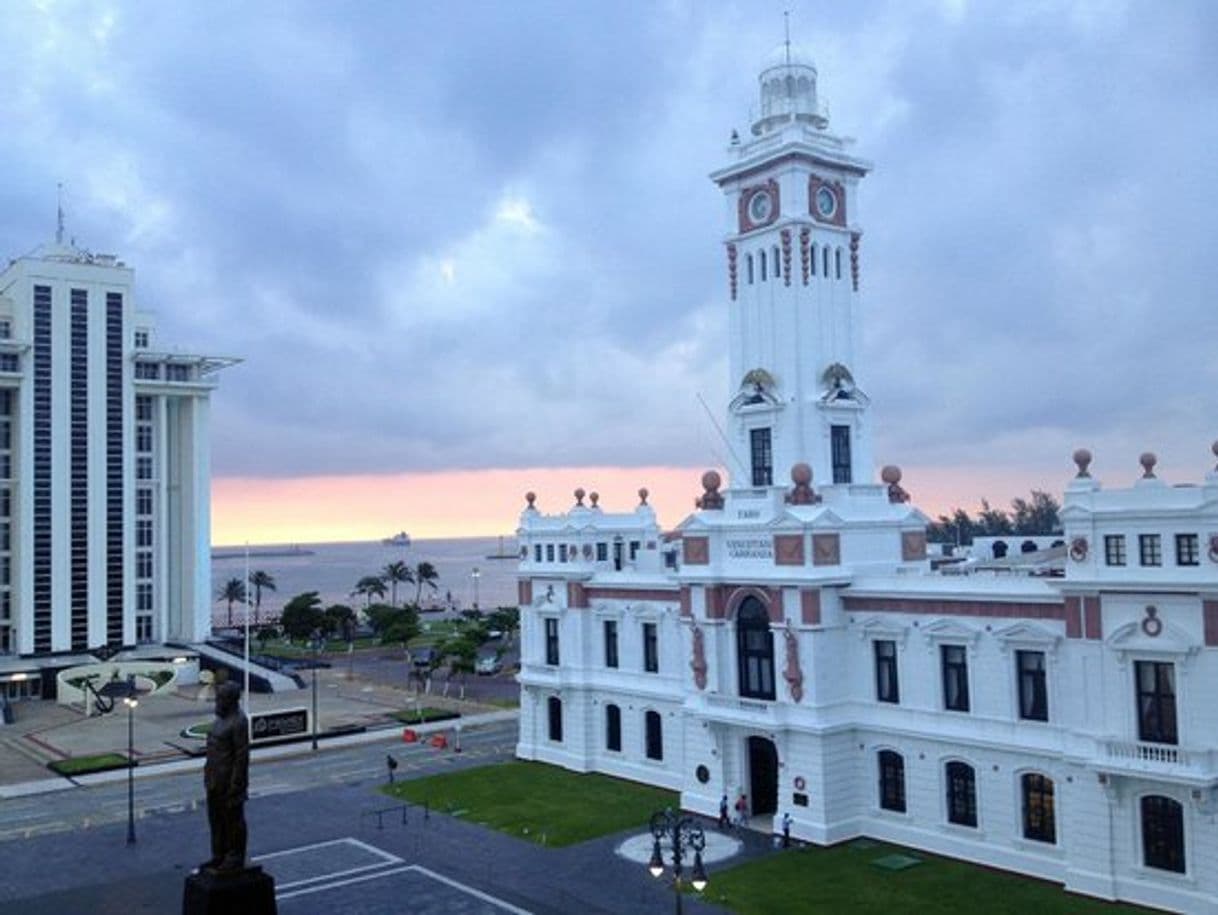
[1,1,1214,482]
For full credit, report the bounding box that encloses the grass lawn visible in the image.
[382,760,677,846]
[49,753,132,776]
[390,707,460,725]
[705,839,1152,914]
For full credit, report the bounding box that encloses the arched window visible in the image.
[822,246,829,277]
[736,596,775,700]
[1021,773,1055,843]
[645,710,663,760]
[760,249,768,281]
[992,540,1009,559]
[547,696,563,742]
[810,243,817,276]
[746,253,754,285]
[605,703,621,752]
[878,750,906,812]
[945,761,977,827]
[1021,539,1038,554]
[1141,795,1185,873]
[773,245,781,280]
[835,247,842,279]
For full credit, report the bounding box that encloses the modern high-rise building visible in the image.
[514,46,1218,913]
[0,237,234,697]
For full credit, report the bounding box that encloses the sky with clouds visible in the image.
[2,0,1215,537]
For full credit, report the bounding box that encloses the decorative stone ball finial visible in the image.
[525,491,536,510]
[881,464,909,504]
[1139,452,1157,479]
[788,462,815,505]
[574,487,585,506]
[699,470,724,510]
[589,491,599,508]
[1072,448,1092,479]
[638,487,649,506]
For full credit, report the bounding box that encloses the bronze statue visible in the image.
[201,681,250,873]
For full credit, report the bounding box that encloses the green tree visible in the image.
[351,575,387,609]
[256,625,278,650]
[412,561,440,605]
[364,603,398,637]
[381,561,414,607]
[382,607,420,650]
[324,603,357,642]
[280,591,324,643]
[487,606,520,644]
[247,570,277,626]
[216,577,247,628]
[1010,490,1061,535]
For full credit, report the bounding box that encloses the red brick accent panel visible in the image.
[705,585,782,621]
[812,534,840,566]
[901,531,928,562]
[706,586,728,620]
[584,587,679,603]
[518,580,533,606]
[684,536,710,565]
[1083,596,1102,640]
[801,589,822,625]
[567,582,588,609]
[1203,600,1218,646]
[1064,597,1082,638]
[679,587,692,618]
[774,534,805,566]
[843,596,1065,620]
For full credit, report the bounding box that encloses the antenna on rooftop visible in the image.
[784,10,791,66]
[696,392,747,482]
[56,183,65,245]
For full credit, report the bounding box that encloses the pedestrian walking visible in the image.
[734,792,748,828]
[781,811,792,848]
[718,794,729,830]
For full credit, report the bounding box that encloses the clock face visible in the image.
[815,186,838,219]
[748,190,774,224]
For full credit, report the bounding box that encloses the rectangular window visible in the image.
[874,640,899,703]
[1017,650,1048,721]
[830,424,852,484]
[596,542,607,562]
[629,541,640,561]
[135,362,160,379]
[136,519,153,548]
[136,488,153,516]
[545,543,554,562]
[136,614,153,643]
[643,622,659,673]
[605,704,621,751]
[604,620,619,669]
[136,552,153,579]
[134,329,149,348]
[1022,774,1056,844]
[547,696,562,742]
[1175,534,1199,566]
[0,319,10,339]
[750,427,772,486]
[878,751,906,813]
[558,544,567,563]
[1135,660,1177,745]
[136,456,153,480]
[136,581,153,611]
[166,364,190,381]
[136,425,153,453]
[645,710,663,761]
[136,396,153,421]
[941,645,970,712]
[1104,535,1126,566]
[1139,534,1162,566]
[544,617,560,666]
[0,354,17,372]
[1141,796,1186,873]
[945,762,977,827]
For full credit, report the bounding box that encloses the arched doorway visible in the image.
[736,597,775,700]
[747,736,778,817]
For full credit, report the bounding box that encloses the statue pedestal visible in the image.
[183,865,277,915]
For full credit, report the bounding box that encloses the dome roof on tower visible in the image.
[759,42,818,75]
[753,42,828,134]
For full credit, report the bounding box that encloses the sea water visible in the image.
[210,536,520,624]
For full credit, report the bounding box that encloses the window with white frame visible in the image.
[941,645,970,712]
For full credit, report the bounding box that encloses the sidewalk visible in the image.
[0,667,515,790]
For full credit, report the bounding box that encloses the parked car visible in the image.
[475,654,503,676]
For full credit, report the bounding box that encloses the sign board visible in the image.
[725,537,773,561]
[250,707,309,745]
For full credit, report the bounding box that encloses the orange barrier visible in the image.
[429,734,447,749]
[402,728,418,743]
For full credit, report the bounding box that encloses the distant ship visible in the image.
[382,532,412,547]
[485,535,518,560]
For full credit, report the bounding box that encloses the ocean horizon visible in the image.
[209,535,520,624]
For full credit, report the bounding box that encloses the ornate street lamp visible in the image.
[647,809,708,914]
[124,689,139,845]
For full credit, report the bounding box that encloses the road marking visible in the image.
[253,836,402,865]
[276,863,532,912]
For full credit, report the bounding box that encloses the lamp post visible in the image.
[309,628,321,751]
[470,567,480,612]
[647,809,708,915]
[124,687,139,845]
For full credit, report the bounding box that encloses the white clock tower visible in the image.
[709,45,873,493]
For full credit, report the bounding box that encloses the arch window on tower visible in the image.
[760,249,767,281]
[810,243,817,276]
[773,245,781,280]
[835,247,842,279]
[822,246,830,277]
[746,253,754,285]
[736,596,775,700]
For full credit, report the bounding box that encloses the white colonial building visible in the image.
[515,46,1218,913]
[0,237,234,701]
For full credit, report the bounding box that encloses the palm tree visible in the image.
[248,570,277,625]
[217,577,246,627]
[381,561,414,607]
[413,561,440,605]
[350,575,387,609]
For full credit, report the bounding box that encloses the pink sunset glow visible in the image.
[211,463,1105,546]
